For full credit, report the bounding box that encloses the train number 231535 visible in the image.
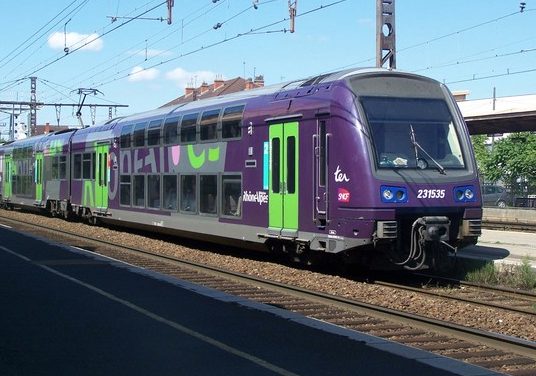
[417,189,445,199]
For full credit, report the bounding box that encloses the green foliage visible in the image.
[472,132,536,195]
[465,261,499,285]
[470,134,490,179]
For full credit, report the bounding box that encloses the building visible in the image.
[161,76,265,107]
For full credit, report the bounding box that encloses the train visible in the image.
[0,68,482,270]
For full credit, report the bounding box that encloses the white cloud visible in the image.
[165,67,220,89]
[128,66,160,81]
[48,31,103,51]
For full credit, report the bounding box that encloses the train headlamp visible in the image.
[381,185,408,203]
[453,185,477,202]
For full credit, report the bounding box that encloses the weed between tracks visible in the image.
[457,257,536,291]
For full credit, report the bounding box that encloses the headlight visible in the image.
[381,185,408,203]
[454,185,477,202]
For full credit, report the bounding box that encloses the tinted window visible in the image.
[147,120,162,146]
[222,175,241,217]
[133,175,145,207]
[73,154,82,179]
[133,122,146,147]
[200,109,219,141]
[163,175,178,210]
[147,174,160,208]
[120,124,133,148]
[181,175,196,213]
[222,105,244,139]
[200,175,217,215]
[120,175,131,206]
[180,113,198,143]
[163,116,180,144]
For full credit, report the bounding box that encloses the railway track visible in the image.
[482,220,536,233]
[373,274,536,317]
[1,211,536,375]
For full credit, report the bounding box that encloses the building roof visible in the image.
[457,94,536,135]
[161,76,265,107]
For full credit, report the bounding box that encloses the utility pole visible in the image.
[30,76,37,136]
[376,0,396,69]
[167,0,174,25]
[289,1,297,33]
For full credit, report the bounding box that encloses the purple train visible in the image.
[0,68,482,270]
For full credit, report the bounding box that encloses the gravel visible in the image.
[2,209,536,342]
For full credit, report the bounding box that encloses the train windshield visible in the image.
[361,96,465,172]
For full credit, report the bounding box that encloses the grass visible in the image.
[455,257,536,291]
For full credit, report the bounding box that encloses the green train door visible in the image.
[269,122,299,236]
[95,145,109,211]
[3,155,13,199]
[35,153,43,203]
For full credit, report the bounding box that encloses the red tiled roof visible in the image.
[161,76,264,107]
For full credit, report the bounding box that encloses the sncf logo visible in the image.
[338,188,350,203]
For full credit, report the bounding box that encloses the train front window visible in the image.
[361,97,465,172]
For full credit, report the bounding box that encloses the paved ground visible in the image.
[458,229,536,269]
[0,225,501,376]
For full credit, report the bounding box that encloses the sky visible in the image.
[0,0,535,136]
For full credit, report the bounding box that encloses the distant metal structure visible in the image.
[0,77,128,138]
[376,0,396,69]
[30,76,37,136]
[289,1,297,33]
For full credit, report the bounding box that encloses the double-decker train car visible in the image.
[0,68,482,270]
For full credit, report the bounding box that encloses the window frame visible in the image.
[163,116,181,145]
[180,113,199,144]
[180,174,197,214]
[221,105,244,140]
[200,109,220,142]
[147,119,163,147]
[199,174,218,216]
[221,173,242,218]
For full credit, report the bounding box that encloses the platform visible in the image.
[0,225,501,376]
[458,229,536,270]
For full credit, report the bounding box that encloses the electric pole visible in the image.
[289,1,297,33]
[376,0,396,69]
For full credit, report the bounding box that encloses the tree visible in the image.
[470,134,490,181]
[482,132,536,195]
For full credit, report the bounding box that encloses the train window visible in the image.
[133,175,145,207]
[133,122,146,147]
[319,120,326,187]
[147,120,162,146]
[180,174,197,213]
[73,154,82,179]
[59,156,67,180]
[200,109,220,142]
[82,153,92,179]
[272,138,280,193]
[163,116,180,145]
[200,175,217,215]
[120,124,133,148]
[222,105,244,139]
[180,113,198,143]
[222,175,241,217]
[287,136,296,194]
[163,175,178,210]
[120,175,131,206]
[147,174,161,209]
[51,157,59,180]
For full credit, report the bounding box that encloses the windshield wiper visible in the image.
[409,124,446,175]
